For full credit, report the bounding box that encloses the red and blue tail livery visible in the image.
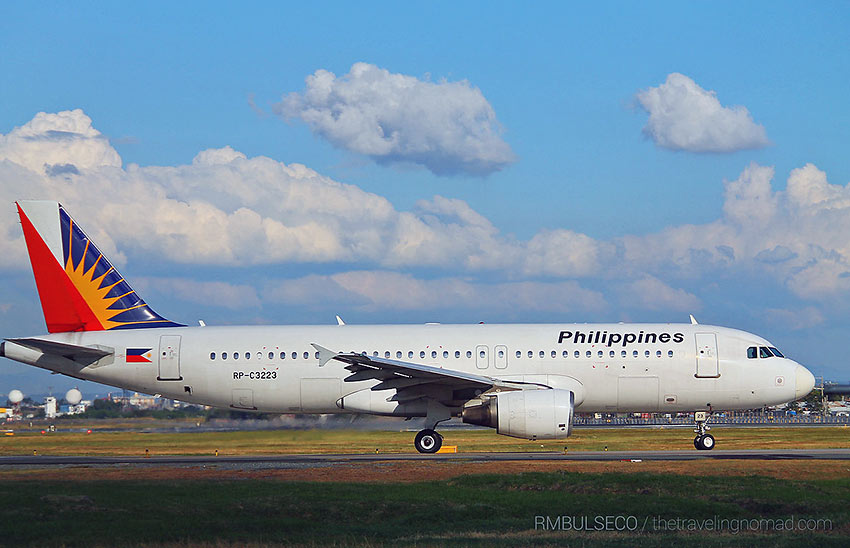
[126,348,154,363]
[16,201,183,333]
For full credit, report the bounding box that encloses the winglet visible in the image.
[335,315,345,326]
[689,314,699,325]
[311,343,339,367]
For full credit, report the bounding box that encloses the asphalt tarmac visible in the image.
[1,448,849,466]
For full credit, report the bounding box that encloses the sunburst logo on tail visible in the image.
[59,208,182,330]
[16,200,182,333]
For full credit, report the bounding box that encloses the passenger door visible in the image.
[157,335,182,381]
[695,333,719,378]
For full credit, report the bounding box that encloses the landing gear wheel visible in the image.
[414,429,443,454]
[694,434,715,450]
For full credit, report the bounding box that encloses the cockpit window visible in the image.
[769,347,784,358]
[747,347,757,359]
[759,346,773,358]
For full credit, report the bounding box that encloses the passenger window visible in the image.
[234,352,240,360]
[759,347,772,358]
[396,351,401,359]
[385,351,390,358]
[280,352,286,360]
[539,350,545,358]
[550,350,556,358]
[609,350,615,358]
[268,352,274,360]
[455,351,461,358]
[621,350,626,358]
[633,350,638,358]
[303,352,309,360]
[769,347,784,358]
[443,351,449,358]
[256,352,262,359]
[574,350,580,358]
[292,352,297,360]
[644,350,650,358]
[210,352,216,360]
[668,350,673,357]
[466,350,472,358]
[222,352,227,360]
[516,350,521,358]
[408,351,414,359]
[528,350,533,358]
[656,350,662,358]
[478,350,485,358]
[431,351,437,358]
[597,350,603,358]
[420,351,426,359]
[747,347,757,359]
[563,350,569,358]
[586,350,591,358]
[372,351,379,357]
[314,352,319,359]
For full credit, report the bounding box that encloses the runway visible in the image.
[2,448,849,466]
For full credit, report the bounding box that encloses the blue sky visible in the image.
[1,2,849,395]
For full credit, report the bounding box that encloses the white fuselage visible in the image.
[4,323,811,416]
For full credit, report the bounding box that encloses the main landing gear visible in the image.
[414,429,443,454]
[414,401,451,454]
[693,411,715,450]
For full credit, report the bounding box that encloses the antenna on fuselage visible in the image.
[336,315,345,326]
[689,314,699,325]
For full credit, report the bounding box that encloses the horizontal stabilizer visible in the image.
[6,338,112,361]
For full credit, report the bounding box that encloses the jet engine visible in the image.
[462,389,574,440]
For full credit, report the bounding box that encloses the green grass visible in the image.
[2,425,849,456]
[0,472,847,547]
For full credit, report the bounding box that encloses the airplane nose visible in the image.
[795,364,816,399]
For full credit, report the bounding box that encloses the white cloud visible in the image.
[763,306,825,330]
[622,162,850,301]
[265,271,606,314]
[0,109,576,275]
[274,62,516,176]
[636,73,769,153]
[0,109,121,173]
[136,277,261,310]
[4,108,850,322]
[617,276,701,313]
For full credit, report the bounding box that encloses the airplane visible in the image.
[1,201,816,452]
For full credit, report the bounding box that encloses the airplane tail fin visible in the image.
[15,201,183,333]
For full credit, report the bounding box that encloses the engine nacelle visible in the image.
[462,389,574,440]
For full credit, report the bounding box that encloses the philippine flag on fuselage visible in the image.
[126,348,153,363]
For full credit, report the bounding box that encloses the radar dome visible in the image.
[8,389,23,404]
[65,388,83,405]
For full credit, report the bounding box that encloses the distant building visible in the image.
[59,401,91,416]
[44,396,57,419]
[109,392,162,409]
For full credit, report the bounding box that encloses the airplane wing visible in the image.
[6,338,112,363]
[312,343,548,398]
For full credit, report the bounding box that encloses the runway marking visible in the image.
[2,449,849,466]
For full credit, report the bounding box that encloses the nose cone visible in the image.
[795,365,816,399]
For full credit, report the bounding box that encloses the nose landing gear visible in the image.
[693,411,715,450]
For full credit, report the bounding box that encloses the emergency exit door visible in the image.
[157,335,182,380]
[695,333,719,378]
